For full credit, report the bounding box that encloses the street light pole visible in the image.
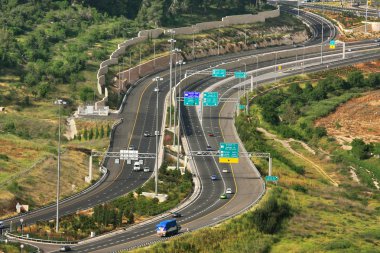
[54,99,66,233]
[152,77,163,196]
[176,61,186,171]
[168,30,176,131]
[321,0,325,64]
[365,1,369,33]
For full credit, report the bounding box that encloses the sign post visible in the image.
[219,142,239,163]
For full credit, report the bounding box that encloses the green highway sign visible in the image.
[203,92,219,106]
[219,142,239,163]
[212,69,226,78]
[265,176,279,182]
[238,104,245,110]
[184,91,200,106]
[234,71,247,79]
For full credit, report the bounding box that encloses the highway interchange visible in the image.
[3,4,380,253]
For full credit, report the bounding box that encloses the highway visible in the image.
[2,3,333,231]
[4,5,380,253]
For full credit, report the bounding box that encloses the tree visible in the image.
[83,128,88,140]
[77,132,82,141]
[351,138,368,160]
[366,73,380,88]
[106,124,111,137]
[79,87,94,102]
[288,83,303,95]
[37,82,50,98]
[347,71,365,88]
[89,128,94,140]
[95,127,99,139]
[100,125,105,138]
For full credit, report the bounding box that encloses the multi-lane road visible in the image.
[4,5,380,253]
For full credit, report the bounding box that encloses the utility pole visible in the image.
[152,77,163,196]
[54,99,66,233]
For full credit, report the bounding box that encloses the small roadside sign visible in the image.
[265,175,279,182]
[329,40,335,49]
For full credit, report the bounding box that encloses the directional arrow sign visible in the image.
[203,92,219,106]
[184,91,200,106]
[212,69,226,78]
[219,142,239,163]
[265,175,279,182]
[234,71,247,79]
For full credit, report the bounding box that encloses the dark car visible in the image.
[59,246,71,252]
[208,133,215,137]
[171,212,182,218]
[206,145,213,151]
[211,175,217,180]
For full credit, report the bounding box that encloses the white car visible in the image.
[226,188,233,194]
[222,169,229,173]
[133,161,141,171]
[154,87,160,92]
[143,167,150,172]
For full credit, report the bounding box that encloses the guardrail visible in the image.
[6,232,77,245]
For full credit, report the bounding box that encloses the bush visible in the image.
[351,138,369,160]
[291,184,307,193]
[251,196,292,234]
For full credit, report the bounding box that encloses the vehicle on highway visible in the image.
[144,131,151,137]
[208,132,215,137]
[133,161,141,171]
[128,145,135,150]
[156,219,181,237]
[143,167,150,172]
[171,212,182,218]
[206,145,213,151]
[154,87,160,92]
[374,38,380,42]
[211,175,217,180]
[0,221,4,229]
[222,169,229,173]
[59,246,71,252]
[197,151,202,155]
[220,193,227,199]
[226,188,233,194]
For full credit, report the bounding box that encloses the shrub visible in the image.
[251,196,292,234]
[291,184,307,193]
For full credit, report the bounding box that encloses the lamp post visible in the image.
[19,218,23,237]
[152,77,163,196]
[176,60,186,171]
[365,1,369,33]
[321,0,325,64]
[54,99,66,233]
[20,244,24,253]
[168,30,176,130]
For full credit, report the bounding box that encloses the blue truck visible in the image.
[156,219,181,237]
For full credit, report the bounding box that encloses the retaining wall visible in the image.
[95,8,280,98]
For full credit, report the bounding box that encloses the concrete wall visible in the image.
[95,8,280,98]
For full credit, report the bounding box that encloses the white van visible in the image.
[133,161,141,171]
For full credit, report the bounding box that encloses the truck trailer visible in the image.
[156,219,181,237]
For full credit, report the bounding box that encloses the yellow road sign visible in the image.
[219,157,239,163]
[330,45,335,49]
